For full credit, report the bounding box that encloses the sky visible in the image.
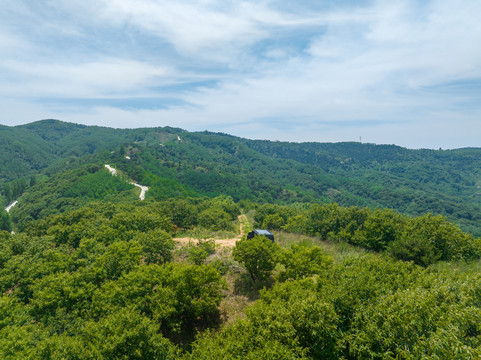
[0,0,480,149]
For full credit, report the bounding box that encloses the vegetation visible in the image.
[189,254,481,359]
[0,210,11,232]
[2,120,481,236]
[2,120,481,358]
[233,236,279,281]
[0,197,479,358]
[0,203,226,358]
[254,202,481,266]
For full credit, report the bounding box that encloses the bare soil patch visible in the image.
[174,214,249,248]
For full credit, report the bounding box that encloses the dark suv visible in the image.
[246,229,275,242]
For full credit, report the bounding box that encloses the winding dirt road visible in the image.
[105,164,148,200]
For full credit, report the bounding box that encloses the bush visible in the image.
[233,236,279,281]
[262,214,285,230]
[388,214,481,266]
[187,240,215,265]
[189,280,340,359]
[134,229,174,264]
[351,208,404,251]
[277,245,333,281]
[198,206,233,231]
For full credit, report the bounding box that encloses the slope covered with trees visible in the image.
[2,120,481,236]
[0,119,183,188]
[0,200,481,358]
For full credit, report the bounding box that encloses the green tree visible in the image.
[0,210,12,232]
[81,309,177,359]
[187,240,216,265]
[347,284,481,359]
[198,206,233,231]
[387,234,439,267]
[262,213,284,230]
[351,208,404,251]
[94,240,142,279]
[159,198,198,229]
[29,174,37,187]
[387,213,480,266]
[283,214,308,234]
[3,183,13,203]
[277,245,333,281]
[91,263,224,336]
[29,271,97,319]
[233,236,279,281]
[305,203,350,239]
[189,280,339,359]
[158,263,225,334]
[134,229,174,264]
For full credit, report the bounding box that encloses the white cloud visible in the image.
[0,59,170,98]
[1,0,481,149]
[0,31,28,51]
[83,0,264,58]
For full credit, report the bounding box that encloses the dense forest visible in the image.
[1,119,481,358]
[1,120,481,235]
[0,199,481,358]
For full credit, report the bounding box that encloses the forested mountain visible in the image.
[0,119,183,183]
[1,120,481,235]
[2,120,481,358]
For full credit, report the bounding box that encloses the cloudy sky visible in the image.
[1,0,480,149]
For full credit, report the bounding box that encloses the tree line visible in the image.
[253,202,481,266]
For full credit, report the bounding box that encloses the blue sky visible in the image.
[1,0,480,149]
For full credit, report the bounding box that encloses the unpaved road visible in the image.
[131,183,148,200]
[174,214,248,248]
[105,164,148,200]
[5,200,18,213]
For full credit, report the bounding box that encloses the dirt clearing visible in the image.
[174,214,249,248]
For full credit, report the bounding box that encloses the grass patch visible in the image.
[271,230,366,263]
[430,259,481,274]
[219,270,250,325]
[271,230,321,248]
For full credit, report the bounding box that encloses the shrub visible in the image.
[233,236,279,281]
[134,229,175,264]
[277,245,333,281]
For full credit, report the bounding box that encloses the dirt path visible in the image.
[131,183,148,200]
[105,164,148,200]
[174,214,249,248]
[238,214,248,237]
[5,200,18,213]
[175,237,239,248]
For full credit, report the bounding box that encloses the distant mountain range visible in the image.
[2,119,480,235]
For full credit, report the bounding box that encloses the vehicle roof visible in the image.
[253,229,273,236]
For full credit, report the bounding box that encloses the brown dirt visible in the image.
[174,214,248,248]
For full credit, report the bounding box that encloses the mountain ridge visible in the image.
[2,119,481,235]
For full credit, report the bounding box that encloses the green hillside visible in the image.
[0,119,183,184]
[2,120,481,235]
[2,120,481,358]
[1,200,481,358]
[10,164,138,229]
[106,131,481,235]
